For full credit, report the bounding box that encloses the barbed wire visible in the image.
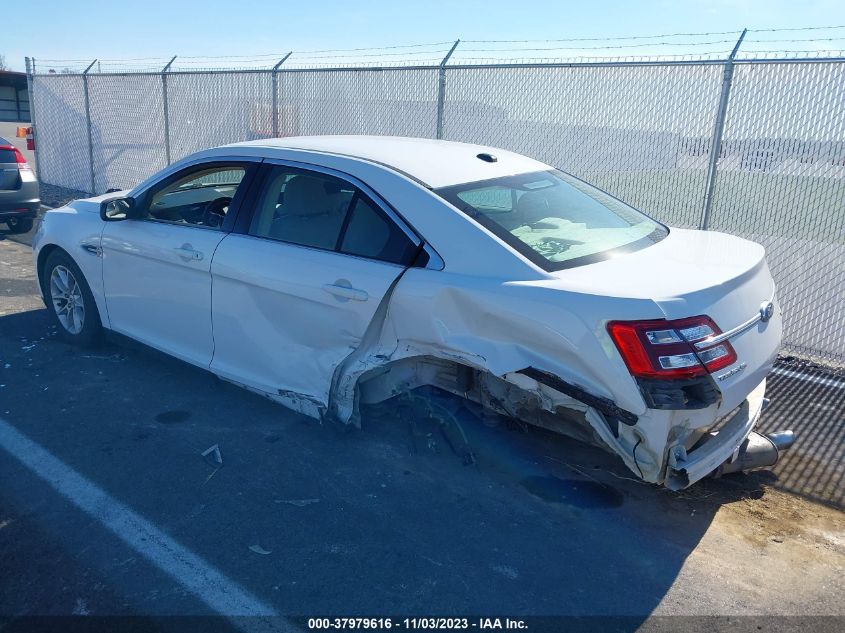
[460,39,739,52]
[750,24,845,32]
[746,36,845,43]
[30,25,845,73]
[175,50,451,62]
[446,53,733,63]
[736,49,845,55]
[464,31,741,43]
[461,25,845,44]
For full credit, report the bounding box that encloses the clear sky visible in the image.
[3,0,845,71]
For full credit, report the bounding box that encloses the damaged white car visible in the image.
[32,136,793,489]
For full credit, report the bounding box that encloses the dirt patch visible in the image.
[660,472,844,558]
[718,486,845,556]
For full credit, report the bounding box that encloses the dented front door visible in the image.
[209,235,407,417]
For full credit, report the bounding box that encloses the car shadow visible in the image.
[0,307,786,622]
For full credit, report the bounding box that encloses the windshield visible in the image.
[436,170,668,270]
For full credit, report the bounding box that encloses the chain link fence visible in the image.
[26,57,845,365]
[707,61,845,364]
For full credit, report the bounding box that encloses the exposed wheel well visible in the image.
[356,355,600,445]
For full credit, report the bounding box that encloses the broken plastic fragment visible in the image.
[201,444,223,466]
[274,498,319,507]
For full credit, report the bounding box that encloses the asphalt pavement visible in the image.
[0,234,842,629]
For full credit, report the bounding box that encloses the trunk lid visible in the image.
[551,228,782,413]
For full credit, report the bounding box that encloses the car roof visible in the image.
[228,135,551,188]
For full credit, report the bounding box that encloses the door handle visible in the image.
[322,282,369,302]
[173,244,204,261]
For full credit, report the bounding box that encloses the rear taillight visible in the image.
[607,316,737,380]
[0,145,30,170]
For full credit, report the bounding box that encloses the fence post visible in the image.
[82,59,97,195]
[699,29,746,230]
[161,56,177,165]
[271,52,293,138]
[436,40,460,140]
[24,57,41,179]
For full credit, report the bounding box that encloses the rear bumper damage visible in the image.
[351,353,793,490]
[501,370,794,489]
[664,379,794,489]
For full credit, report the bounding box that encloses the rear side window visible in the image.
[0,148,18,163]
[340,196,419,264]
[249,165,419,266]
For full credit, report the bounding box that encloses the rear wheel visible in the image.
[42,250,102,346]
[5,217,34,234]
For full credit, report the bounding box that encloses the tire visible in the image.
[6,217,34,234]
[42,250,102,347]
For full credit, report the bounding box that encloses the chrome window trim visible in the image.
[128,153,445,270]
[123,155,262,232]
[259,157,444,270]
[421,244,445,271]
[259,157,421,247]
[128,155,264,200]
[225,232,407,271]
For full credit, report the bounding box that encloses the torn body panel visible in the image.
[345,346,768,489]
[322,265,781,489]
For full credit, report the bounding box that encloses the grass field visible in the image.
[584,168,845,244]
[580,168,845,364]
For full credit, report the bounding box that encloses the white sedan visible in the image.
[32,136,791,489]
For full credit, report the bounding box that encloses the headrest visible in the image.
[282,176,331,217]
[515,190,550,219]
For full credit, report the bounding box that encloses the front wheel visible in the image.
[5,217,34,234]
[42,250,102,346]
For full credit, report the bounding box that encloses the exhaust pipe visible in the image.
[712,429,795,477]
[765,430,795,451]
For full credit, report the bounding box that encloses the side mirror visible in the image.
[100,197,135,221]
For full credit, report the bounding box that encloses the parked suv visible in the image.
[0,137,39,233]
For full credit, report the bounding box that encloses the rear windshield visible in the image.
[435,170,668,271]
[0,148,18,163]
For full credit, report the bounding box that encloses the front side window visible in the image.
[248,165,419,265]
[436,170,668,270]
[140,165,246,229]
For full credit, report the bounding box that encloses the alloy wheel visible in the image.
[49,265,85,335]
